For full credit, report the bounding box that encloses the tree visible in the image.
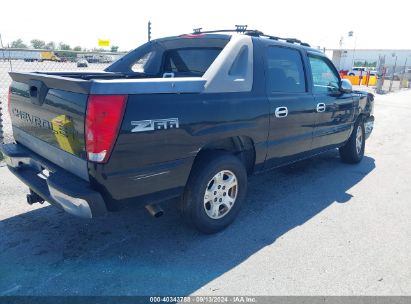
[110,45,119,52]
[73,46,82,52]
[30,39,46,49]
[55,51,76,62]
[45,41,56,50]
[58,42,71,50]
[11,39,27,48]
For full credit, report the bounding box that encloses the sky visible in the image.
[0,0,410,52]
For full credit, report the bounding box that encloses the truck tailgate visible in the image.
[8,72,90,180]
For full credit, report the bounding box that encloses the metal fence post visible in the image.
[389,54,397,92]
[376,55,385,94]
[400,57,408,89]
[0,34,6,144]
[0,102,3,144]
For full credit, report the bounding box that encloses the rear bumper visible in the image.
[365,115,375,140]
[0,143,107,218]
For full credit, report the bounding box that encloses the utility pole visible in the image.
[338,36,344,70]
[148,21,152,42]
[351,34,358,68]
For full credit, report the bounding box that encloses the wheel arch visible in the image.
[193,136,256,175]
[354,92,373,123]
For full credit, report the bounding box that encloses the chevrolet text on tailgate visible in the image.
[1,26,375,233]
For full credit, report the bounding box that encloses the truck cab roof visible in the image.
[155,32,320,54]
[106,32,322,76]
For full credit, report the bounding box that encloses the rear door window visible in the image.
[266,46,307,93]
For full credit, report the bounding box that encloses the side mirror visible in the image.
[340,79,352,93]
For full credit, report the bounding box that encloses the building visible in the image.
[329,49,411,75]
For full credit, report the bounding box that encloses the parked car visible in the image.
[77,59,88,67]
[2,29,375,233]
[348,67,377,76]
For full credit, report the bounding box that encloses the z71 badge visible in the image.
[131,118,179,133]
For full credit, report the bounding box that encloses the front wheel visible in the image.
[180,153,247,234]
[339,120,365,163]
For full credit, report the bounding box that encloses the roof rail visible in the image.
[189,25,252,35]
[187,26,311,47]
[253,33,311,47]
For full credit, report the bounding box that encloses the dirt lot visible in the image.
[0,89,410,296]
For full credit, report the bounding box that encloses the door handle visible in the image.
[316,103,326,113]
[275,106,288,118]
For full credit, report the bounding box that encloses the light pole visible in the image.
[339,31,354,71]
[349,30,358,68]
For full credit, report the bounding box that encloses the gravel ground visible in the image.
[0,89,410,296]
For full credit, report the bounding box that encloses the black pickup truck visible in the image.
[1,29,374,233]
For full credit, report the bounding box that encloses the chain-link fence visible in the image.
[1,47,410,145]
[0,48,126,144]
[331,49,411,94]
[350,76,410,94]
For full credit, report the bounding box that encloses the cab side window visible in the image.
[308,56,340,93]
[267,46,306,93]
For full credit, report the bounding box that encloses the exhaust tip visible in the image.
[145,204,164,218]
[26,190,44,205]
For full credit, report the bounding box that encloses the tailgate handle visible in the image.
[29,80,48,106]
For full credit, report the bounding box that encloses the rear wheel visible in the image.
[339,119,365,163]
[180,152,247,234]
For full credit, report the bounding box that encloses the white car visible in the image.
[348,67,377,76]
[77,59,89,68]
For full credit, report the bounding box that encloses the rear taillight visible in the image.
[85,95,127,163]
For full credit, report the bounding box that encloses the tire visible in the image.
[180,152,248,234]
[339,119,365,164]
[348,73,355,76]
